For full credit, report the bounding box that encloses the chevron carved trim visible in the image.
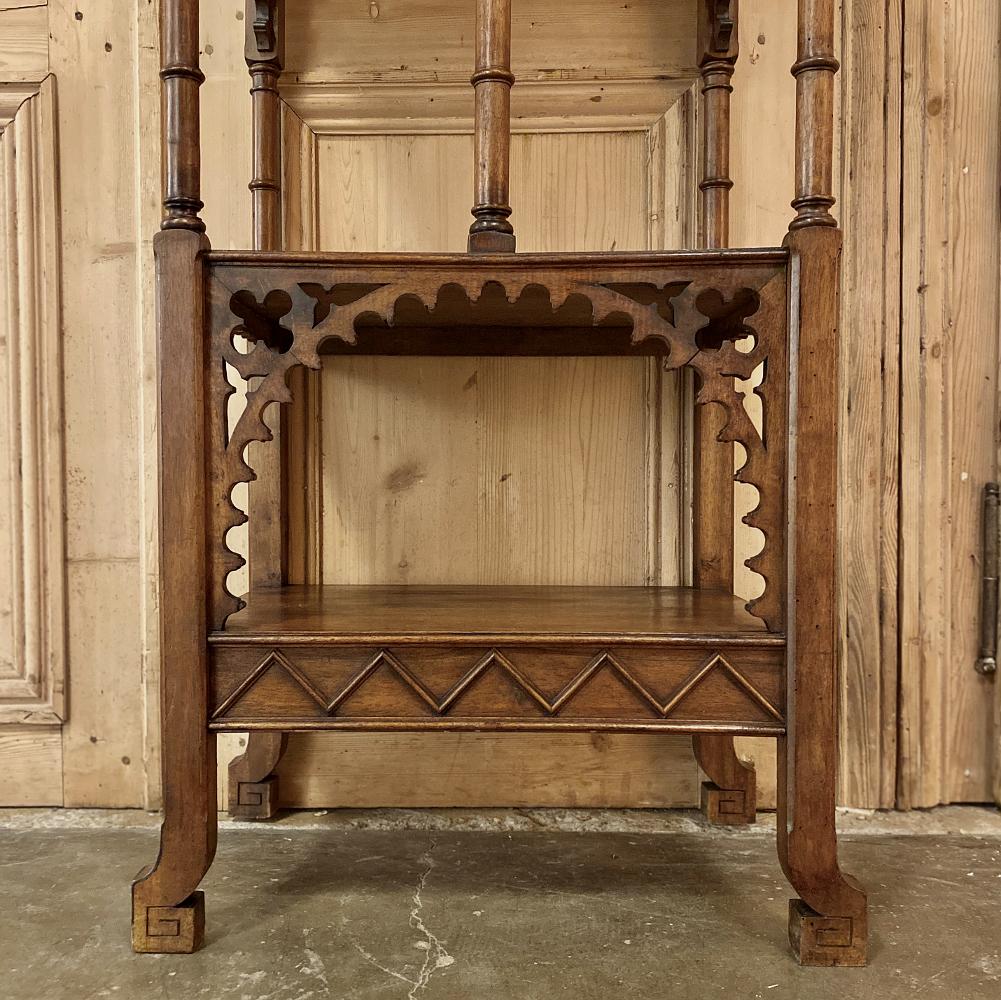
[211,646,784,725]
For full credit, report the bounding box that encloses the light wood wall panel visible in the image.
[898,0,1000,807]
[49,0,147,806]
[836,0,902,809]
[0,2,47,83]
[0,0,58,806]
[284,0,697,84]
[0,78,65,727]
[0,727,61,806]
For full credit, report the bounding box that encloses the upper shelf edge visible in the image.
[205,247,791,268]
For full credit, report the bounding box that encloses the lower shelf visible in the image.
[208,586,786,733]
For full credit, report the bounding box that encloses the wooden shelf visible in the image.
[207,586,785,736]
[213,584,781,645]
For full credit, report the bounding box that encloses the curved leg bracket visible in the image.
[777,738,868,966]
[228,732,289,820]
[693,734,756,825]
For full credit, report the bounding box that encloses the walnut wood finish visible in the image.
[246,2,283,253]
[216,584,777,642]
[467,0,515,252]
[694,733,757,823]
[133,0,217,955]
[159,0,203,231]
[691,0,755,827]
[245,0,284,593]
[206,250,789,638]
[132,227,217,954]
[228,731,288,819]
[780,225,867,966]
[209,586,785,733]
[697,0,737,251]
[790,0,839,231]
[135,0,869,966]
[236,0,291,821]
[776,0,868,962]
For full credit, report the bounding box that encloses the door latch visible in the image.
[975,482,999,676]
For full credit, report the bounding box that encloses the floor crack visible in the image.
[408,836,455,998]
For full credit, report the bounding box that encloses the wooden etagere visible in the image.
[133,0,869,969]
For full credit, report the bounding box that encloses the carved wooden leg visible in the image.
[777,736,867,966]
[132,731,218,953]
[777,226,868,966]
[228,732,289,820]
[692,734,756,824]
[133,227,217,953]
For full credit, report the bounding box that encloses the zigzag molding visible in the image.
[212,647,784,723]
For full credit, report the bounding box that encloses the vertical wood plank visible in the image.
[138,0,164,808]
[898,0,1000,806]
[941,0,999,802]
[50,0,147,806]
[836,0,901,808]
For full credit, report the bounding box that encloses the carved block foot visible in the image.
[229,775,281,820]
[132,891,206,954]
[700,780,756,825]
[788,899,867,967]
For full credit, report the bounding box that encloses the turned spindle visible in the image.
[246,0,284,251]
[468,0,516,253]
[160,0,204,231]
[693,0,739,597]
[698,1,737,250]
[789,0,839,230]
[244,0,286,594]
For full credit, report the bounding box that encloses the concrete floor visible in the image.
[2,807,1000,1000]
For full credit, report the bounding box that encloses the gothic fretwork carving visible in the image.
[206,259,788,633]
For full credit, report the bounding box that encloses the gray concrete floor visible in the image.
[2,807,1000,1000]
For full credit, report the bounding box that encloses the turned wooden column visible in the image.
[468,0,516,252]
[160,0,204,232]
[779,0,868,966]
[247,0,284,251]
[789,0,839,231]
[232,0,291,821]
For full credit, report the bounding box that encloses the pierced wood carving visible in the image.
[210,645,784,726]
[206,259,788,634]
